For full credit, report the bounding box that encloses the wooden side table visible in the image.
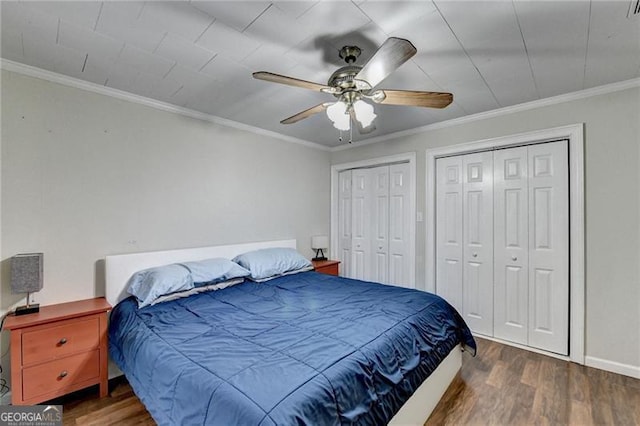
[312,259,341,276]
[3,297,111,405]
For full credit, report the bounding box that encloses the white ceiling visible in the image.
[2,1,639,147]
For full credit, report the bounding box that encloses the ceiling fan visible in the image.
[253,37,453,139]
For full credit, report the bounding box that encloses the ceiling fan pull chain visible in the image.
[349,116,353,144]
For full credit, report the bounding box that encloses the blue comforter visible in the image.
[109,272,475,425]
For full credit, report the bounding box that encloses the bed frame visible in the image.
[104,239,461,425]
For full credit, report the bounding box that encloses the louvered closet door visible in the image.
[338,171,352,278]
[527,141,569,355]
[370,166,390,284]
[388,163,412,288]
[462,151,494,336]
[436,156,464,312]
[494,147,529,344]
[351,168,372,281]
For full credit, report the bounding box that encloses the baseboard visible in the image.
[475,334,571,362]
[585,356,640,379]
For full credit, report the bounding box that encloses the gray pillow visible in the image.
[179,258,250,287]
[233,248,312,282]
[127,264,193,308]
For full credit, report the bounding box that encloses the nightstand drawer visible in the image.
[316,263,339,275]
[22,316,100,366]
[312,260,341,276]
[22,349,100,401]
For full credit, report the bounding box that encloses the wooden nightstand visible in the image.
[3,298,111,405]
[312,259,341,276]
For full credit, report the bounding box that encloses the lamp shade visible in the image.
[311,235,329,250]
[352,100,376,128]
[326,102,350,131]
[11,253,43,294]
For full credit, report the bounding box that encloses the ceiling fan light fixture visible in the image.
[253,37,452,140]
[326,101,350,131]
[352,100,376,128]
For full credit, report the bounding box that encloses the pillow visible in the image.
[127,264,194,308]
[251,265,313,283]
[178,258,250,287]
[233,247,312,282]
[150,277,245,306]
[196,277,245,292]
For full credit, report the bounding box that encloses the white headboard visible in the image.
[105,239,297,306]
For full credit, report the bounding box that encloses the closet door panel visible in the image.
[436,156,463,312]
[494,147,529,344]
[338,171,352,278]
[389,163,412,288]
[351,169,371,281]
[462,151,494,336]
[371,166,390,284]
[527,141,569,355]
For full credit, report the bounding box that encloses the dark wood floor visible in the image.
[57,337,640,425]
[427,338,640,425]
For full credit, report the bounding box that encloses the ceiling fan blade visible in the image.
[349,109,376,134]
[371,89,453,108]
[354,37,417,90]
[281,103,331,124]
[253,71,334,93]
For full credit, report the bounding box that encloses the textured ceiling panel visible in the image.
[1,1,638,147]
[584,0,640,87]
[191,1,271,32]
[436,1,539,106]
[513,1,590,98]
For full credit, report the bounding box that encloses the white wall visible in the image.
[0,69,331,313]
[332,87,640,373]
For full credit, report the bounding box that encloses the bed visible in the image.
[106,240,475,425]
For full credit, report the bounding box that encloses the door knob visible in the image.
[512,256,518,261]
[472,253,478,258]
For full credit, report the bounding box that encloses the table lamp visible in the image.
[311,236,328,261]
[11,253,43,316]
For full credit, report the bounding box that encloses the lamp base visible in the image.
[312,248,327,262]
[15,304,40,316]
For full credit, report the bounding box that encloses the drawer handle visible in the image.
[58,338,68,346]
[59,371,68,379]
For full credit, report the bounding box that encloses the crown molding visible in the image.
[3,59,638,154]
[0,59,330,152]
[331,77,640,152]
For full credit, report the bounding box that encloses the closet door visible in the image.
[351,168,372,281]
[435,156,463,312]
[338,171,352,278]
[388,163,412,288]
[528,141,569,355]
[370,166,390,284]
[494,147,529,344]
[462,151,494,336]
